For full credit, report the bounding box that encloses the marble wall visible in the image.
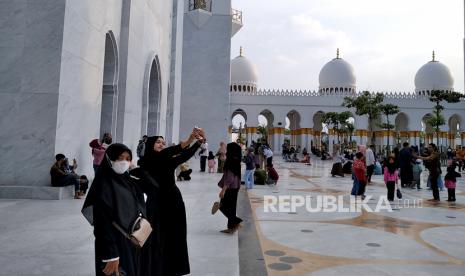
[0,0,66,187]
[1,0,175,195]
[179,0,232,150]
[166,0,185,144]
[55,0,174,181]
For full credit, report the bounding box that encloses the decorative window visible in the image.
[189,0,212,12]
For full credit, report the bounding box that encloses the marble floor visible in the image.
[0,164,239,276]
[1,157,465,275]
[248,158,465,275]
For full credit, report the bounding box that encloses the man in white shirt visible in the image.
[263,145,273,167]
[365,145,376,183]
[199,140,208,172]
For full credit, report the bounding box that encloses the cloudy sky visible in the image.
[231,0,464,93]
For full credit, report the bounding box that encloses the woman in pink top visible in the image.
[384,155,398,201]
[217,142,243,233]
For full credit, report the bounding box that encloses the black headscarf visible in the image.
[82,143,144,231]
[386,158,397,174]
[139,136,164,167]
[445,166,460,182]
[223,142,242,177]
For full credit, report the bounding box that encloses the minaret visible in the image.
[179,0,243,149]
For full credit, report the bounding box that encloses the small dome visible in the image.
[230,48,258,93]
[319,50,356,93]
[415,53,454,94]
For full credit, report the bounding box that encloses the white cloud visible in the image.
[288,14,352,53]
[231,0,464,92]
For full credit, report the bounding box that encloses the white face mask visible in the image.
[111,160,130,174]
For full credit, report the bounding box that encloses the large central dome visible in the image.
[230,47,258,93]
[319,50,356,93]
[415,52,454,95]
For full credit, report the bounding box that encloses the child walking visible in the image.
[412,159,423,190]
[208,151,216,173]
[353,152,367,200]
[384,155,399,201]
[444,165,461,202]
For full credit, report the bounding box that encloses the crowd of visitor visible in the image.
[47,125,464,275]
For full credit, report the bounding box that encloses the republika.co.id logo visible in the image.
[263,195,422,213]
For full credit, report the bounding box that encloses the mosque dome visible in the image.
[230,47,258,93]
[415,52,454,95]
[319,49,356,94]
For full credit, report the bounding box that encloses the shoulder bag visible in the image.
[113,215,152,248]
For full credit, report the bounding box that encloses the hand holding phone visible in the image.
[193,126,204,141]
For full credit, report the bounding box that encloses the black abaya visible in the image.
[140,139,201,276]
[82,144,147,276]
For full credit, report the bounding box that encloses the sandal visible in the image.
[220,229,234,234]
[211,201,221,215]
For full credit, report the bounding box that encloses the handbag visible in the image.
[396,184,402,199]
[113,215,152,248]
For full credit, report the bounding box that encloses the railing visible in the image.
[230,88,465,101]
[230,89,465,100]
[189,0,212,12]
[232,9,243,24]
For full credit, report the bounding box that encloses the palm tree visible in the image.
[344,122,355,144]
[379,103,400,155]
[257,125,268,143]
[342,91,384,145]
[322,111,352,144]
[426,90,463,147]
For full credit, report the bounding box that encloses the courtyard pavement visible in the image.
[1,156,465,275]
[0,159,238,276]
[249,157,465,275]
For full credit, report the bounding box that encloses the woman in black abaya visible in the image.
[140,128,205,275]
[82,143,147,276]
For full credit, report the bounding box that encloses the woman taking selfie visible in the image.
[82,143,148,276]
[140,128,205,275]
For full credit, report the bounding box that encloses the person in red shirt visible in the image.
[353,152,367,199]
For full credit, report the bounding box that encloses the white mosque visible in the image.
[0,0,463,198]
[229,48,464,154]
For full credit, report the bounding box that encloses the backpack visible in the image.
[136,142,145,157]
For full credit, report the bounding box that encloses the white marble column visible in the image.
[300,132,308,150]
[307,133,314,150]
[272,127,284,153]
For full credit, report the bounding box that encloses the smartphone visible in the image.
[194,126,203,140]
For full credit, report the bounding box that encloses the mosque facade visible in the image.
[0,0,463,198]
[229,49,465,154]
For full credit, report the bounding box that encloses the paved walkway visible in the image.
[2,156,465,275]
[249,158,465,275]
[0,159,239,276]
